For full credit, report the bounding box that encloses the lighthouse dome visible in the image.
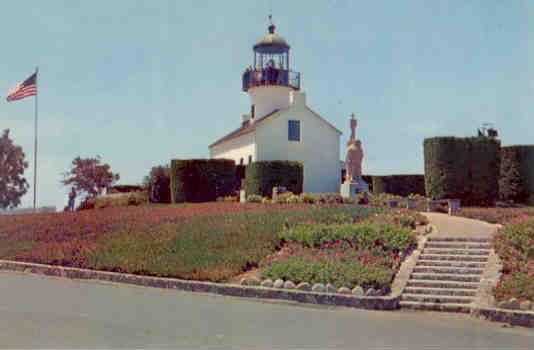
[253,24,290,53]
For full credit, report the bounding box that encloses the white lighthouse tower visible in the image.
[210,20,341,193]
[242,18,301,119]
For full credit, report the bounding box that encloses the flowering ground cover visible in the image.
[260,211,418,291]
[492,217,534,302]
[458,206,534,224]
[0,203,383,282]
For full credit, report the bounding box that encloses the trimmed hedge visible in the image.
[145,165,171,203]
[499,145,534,205]
[170,159,236,203]
[245,161,303,197]
[424,137,501,206]
[372,175,425,197]
[235,165,246,190]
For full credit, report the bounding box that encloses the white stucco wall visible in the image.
[210,132,256,165]
[254,91,341,193]
[248,85,292,119]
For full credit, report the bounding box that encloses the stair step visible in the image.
[401,293,473,304]
[404,287,477,297]
[406,279,480,290]
[425,242,491,249]
[427,237,490,243]
[413,266,484,275]
[399,301,471,313]
[416,260,486,268]
[410,273,481,283]
[423,248,491,256]
[419,254,488,262]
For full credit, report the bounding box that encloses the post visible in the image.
[33,67,39,210]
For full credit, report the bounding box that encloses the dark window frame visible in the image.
[288,120,301,142]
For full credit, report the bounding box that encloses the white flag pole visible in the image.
[33,67,38,210]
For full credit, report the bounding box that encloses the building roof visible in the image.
[209,109,283,148]
[253,24,290,53]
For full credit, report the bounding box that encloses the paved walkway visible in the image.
[423,212,500,239]
[1,271,533,348]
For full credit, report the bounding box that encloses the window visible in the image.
[288,120,300,141]
[248,155,253,164]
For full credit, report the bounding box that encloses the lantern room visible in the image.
[242,22,301,92]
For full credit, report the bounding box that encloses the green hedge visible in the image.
[170,159,236,203]
[372,175,425,197]
[499,145,534,205]
[244,161,303,197]
[424,137,501,206]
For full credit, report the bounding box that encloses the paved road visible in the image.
[0,271,532,349]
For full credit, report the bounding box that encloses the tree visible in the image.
[62,156,120,198]
[143,164,171,203]
[0,129,29,209]
[499,150,526,203]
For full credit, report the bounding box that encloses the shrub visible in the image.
[145,165,171,203]
[494,272,534,302]
[372,175,425,197]
[318,193,343,204]
[170,159,236,203]
[244,161,303,197]
[76,197,95,211]
[235,165,246,190]
[499,146,534,205]
[424,136,501,206]
[95,192,148,209]
[261,255,394,289]
[247,194,263,203]
[276,191,294,204]
[300,193,319,204]
[108,185,144,194]
[217,196,238,202]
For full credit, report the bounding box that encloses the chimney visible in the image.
[290,91,306,106]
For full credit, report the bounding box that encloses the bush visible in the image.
[108,185,144,194]
[280,220,415,252]
[95,192,148,209]
[244,161,303,197]
[372,175,425,197]
[145,165,171,203]
[424,137,501,206]
[170,159,236,203]
[261,256,394,289]
[235,165,246,190]
[76,197,96,211]
[499,146,534,205]
[217,196,238,202]
[318,193,343,204]
[247,194,263,203]
[494,271,534,302]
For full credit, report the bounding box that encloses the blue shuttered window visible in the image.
[288,120,300,141]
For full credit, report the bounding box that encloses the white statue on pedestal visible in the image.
[341,113,369,197]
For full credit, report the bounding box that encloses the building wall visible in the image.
[255,92,341,193]
[209,132,256,165]
[248,85,292,119]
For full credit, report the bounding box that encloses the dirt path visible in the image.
[422,212,500,239]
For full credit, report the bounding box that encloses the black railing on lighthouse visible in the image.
[242,68,301,92]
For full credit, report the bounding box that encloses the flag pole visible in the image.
[33,67,38,210]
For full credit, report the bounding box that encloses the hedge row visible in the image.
[244,161,303,197]
[499,145,534,205]
[170,159,236,203]
[424,137,501,206]
[372,175,425,197]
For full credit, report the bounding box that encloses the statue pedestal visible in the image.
[340,179,369,198]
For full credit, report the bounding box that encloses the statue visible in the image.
[341,113,369,197]
[345,114,363,182]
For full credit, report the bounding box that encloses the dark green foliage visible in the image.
[372,175,425,196]
[424,137,501,206]
[244,161,303,197]
[362,175,373,192]
[235,165,246,190]
[144,165,171,203]
[499,146,534,205]
[109,185,144,193]
[0,129,28,209]
[170,159,236,203]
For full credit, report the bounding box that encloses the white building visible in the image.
[209,22,341,193]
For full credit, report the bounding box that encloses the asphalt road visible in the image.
[0,271,532,349]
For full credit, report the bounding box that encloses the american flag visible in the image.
[7,72,37,102]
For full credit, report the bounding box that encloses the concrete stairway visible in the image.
[400,236,491,313]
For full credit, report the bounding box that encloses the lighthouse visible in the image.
[210,20,342,193]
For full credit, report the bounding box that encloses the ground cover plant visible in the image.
[492,217,534,302]
[260,211,418,291]
[0,203,381,282]
[458,206,534,224]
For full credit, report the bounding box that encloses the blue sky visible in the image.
[1,0,532,209]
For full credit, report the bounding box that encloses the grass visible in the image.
[0,203,380,282]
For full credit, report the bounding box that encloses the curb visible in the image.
[471,307,534,328]
[0,259,399,311]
